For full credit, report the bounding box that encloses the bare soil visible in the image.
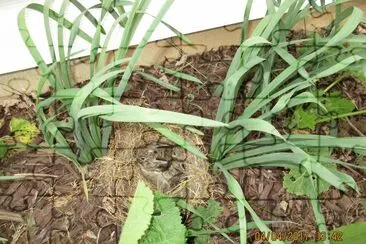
[0,46,366,243]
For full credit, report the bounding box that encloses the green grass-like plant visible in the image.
[18,1,227,169]
[120,181,281,243]
[210,0,366,243]
[18,0,231,201]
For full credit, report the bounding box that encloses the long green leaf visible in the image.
[78,104,227,127]
[119,181,154,244]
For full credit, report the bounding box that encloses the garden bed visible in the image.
[0,46,365,243]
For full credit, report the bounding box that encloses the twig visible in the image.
[345,117,365,137]
[323,74,347,93]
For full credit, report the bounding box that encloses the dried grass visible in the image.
[89,122,214,220]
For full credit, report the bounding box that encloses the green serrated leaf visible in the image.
[119,181,154,244]
[283,167,330,196]
[154,192,177,212]
[283,146,335,197]
[322,92,355,114]
[190,199,222,244]
[9,118,39,144]
[140,193,186,244]
[291,91,356,130]
[191,199,222,230]
[292,107,317,130]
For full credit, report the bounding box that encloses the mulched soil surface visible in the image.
[0,46,366,243]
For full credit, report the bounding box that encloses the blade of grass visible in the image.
[78,104,227,128]
[241,0,253,42]
[70,0,106,33]
[147,123,207,159]
[137,71,180,92]
[156,65,202,84]
[215,163,283,244]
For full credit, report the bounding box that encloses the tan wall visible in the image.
[1,0,365,104]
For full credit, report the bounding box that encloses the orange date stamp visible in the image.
[254,231,343,242]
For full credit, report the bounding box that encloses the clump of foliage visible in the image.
[209,0,366,243]
[120,181,252,244]
[290,90,357,130]
[188,199,223,244]
[10,118,39,144]
[119,181,187,244]
[0,117,39,159]
[18,0,227,197]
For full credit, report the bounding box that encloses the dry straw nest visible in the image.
[88,122,214,219]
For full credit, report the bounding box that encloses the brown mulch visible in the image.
[0,45,365,243]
